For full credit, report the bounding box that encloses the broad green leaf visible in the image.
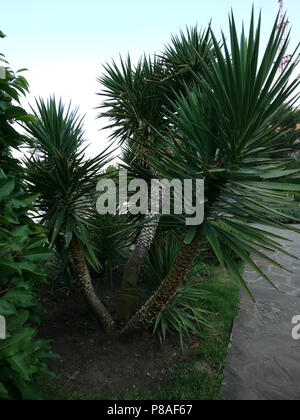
[0,178,15,200]
[4,289,36,308]
[0,328,35,359]
[17,261,45,277]
[6,310,29,332]
[0,261,22,275]
[8,352,38,382]
[0,300,16,316]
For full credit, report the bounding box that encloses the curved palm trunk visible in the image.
[116,213,160,323]
[119,225,203,338]
[70,236,114,334]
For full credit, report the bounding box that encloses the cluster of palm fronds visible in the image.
[21,10,300,340]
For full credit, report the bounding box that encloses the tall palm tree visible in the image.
[97,28,215,322]
[97,56,170,322]
[23,97,115,334]
[120,11,300,336]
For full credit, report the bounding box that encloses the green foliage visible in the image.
[46,249,78,295]
[0,44,30,175]
[162,25,215,92]
[140,233,211,346]
[97,27,216,170]
[23,97,113,268]
[0,177,58,400]
[155,269,240,401]
[91,212,133,287]
[91,162,141,286]
[98,55,170,147]
[137,11,300,298]
[0,43,57,399]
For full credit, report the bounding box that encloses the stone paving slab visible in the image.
[222,225,300,400]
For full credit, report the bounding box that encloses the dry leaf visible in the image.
[190,342,202,349]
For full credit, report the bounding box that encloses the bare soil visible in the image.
[38,274,193,398]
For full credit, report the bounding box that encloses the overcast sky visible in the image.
[1,0,299,159]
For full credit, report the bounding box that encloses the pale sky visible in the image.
[1,0,299,159]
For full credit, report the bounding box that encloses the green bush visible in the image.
[0,33,58,400]
[0,171,59,400]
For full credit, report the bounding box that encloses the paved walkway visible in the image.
[222,225,300,400]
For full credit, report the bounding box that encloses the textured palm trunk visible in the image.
[70,236,115,334]
[119,225,203,338]
[116,133,161,323]
[116,213,160,323]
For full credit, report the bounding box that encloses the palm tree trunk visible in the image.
[70,236,115,334]
[119,225,203,338]
[116,124,161,323]
[116,213,160,323]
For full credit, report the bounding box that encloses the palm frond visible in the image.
[23,97,114,267]
[133,11,300,296]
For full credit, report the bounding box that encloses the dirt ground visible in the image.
[38,274,193,398]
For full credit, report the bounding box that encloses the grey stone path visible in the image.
[222,225,300,400]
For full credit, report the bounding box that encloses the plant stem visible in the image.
[70,236,114,334]
[120,225,203,338]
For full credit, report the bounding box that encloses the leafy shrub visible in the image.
[0,171,59,399]
[0,35,58,400]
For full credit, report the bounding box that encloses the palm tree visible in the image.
[97,28,215,322]
[97,55,170,322]
[23,97,115,334]
[120,11,300,336]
